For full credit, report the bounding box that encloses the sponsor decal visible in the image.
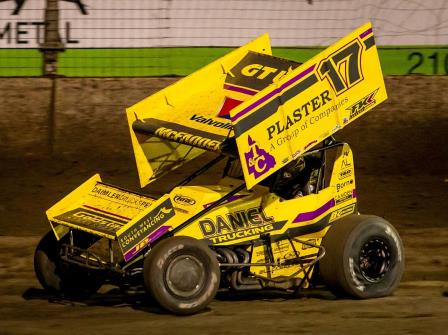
[69,211,123,229]
[118,198,175,256]
[233,24,381,140]
[244,135,276,179]
[173,194,196,206]
[338,168,352,180]
[225,51,300,92]
[54,208,126,235]
[90,185,152,209]
[336,179,354,192]
[304,140,317,150]
[346,88,379,119]
[335,190,353,205]
[123,225,171,262]
[154,126,221,151]
[199,207,285,243]
[266,90,332,140]
[308,97,348,126]
[329,203,356,223]
[274,128,300,148]
[301,239,317,250]
[274,240,291,253]
[341,158,352,169]
[292,150,301,158]
[189,114,232,130]
[231,64,317,124]
[263,95,348,151]
[331,124,341,133]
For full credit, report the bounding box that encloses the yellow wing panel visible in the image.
[230,22,387,189]
[127,34,272,188]
[46,175,156,239]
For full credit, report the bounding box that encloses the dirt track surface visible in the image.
[0,234,447,335]
[0,76,447,334]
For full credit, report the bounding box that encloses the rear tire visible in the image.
[319,215,404,298]
[34,231,102,297]
[143,236,220,315]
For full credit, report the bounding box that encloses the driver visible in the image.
[272,157,307,199]
[272,154,321,199]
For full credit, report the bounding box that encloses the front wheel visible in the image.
[319,215,404,298]
[143,236,220,315]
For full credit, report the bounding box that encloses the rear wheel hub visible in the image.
[359,238,392,282]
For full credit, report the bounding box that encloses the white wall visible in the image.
[1,0,447,48]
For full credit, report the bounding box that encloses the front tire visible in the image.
[319,215,404,298]
[143,236,220,315]
[34,230,102,297]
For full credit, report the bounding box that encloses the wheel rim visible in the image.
[165,254,206,298]
[358,238,392,283]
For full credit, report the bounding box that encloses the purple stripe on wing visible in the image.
[231,64,316,122]
[360,27,373,39]
[224,84,258,96]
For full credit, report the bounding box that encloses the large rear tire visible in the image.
[34,231,102,297]
[143,236,220,315]
[319,215,404,298]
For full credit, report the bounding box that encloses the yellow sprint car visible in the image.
[34,22,404,315]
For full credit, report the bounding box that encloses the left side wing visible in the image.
[230,22,387,189]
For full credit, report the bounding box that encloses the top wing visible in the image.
[219,51,300,119]
[126,34,272,188]
[229,22,387,189]
[126,34,299,188]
